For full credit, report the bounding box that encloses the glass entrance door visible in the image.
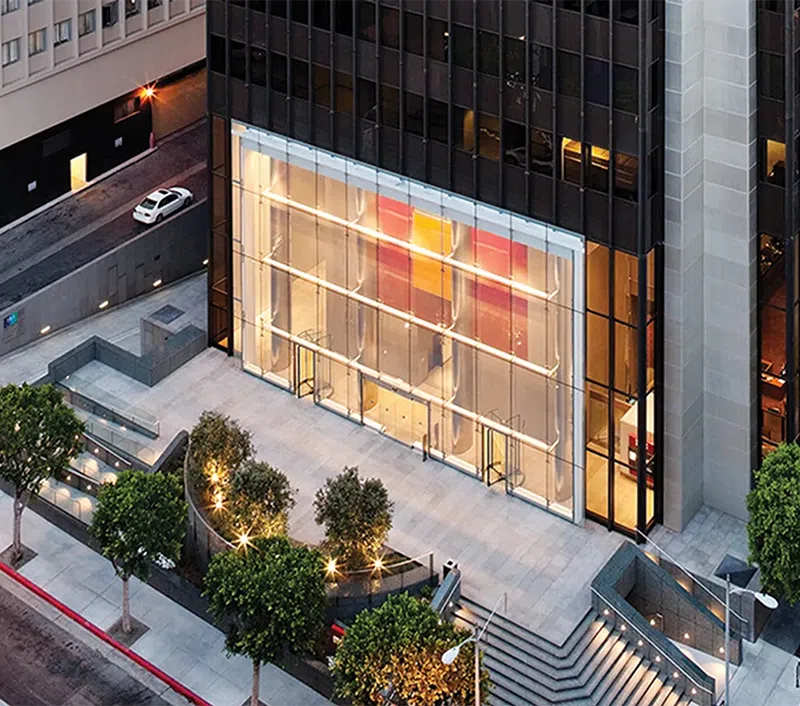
[482,427,507,486]
[294,344,315,398]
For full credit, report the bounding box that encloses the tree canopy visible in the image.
[314,466,394,570]
[0,383,84,495]
[188,411,254,485]
[228,460,296,538]
[331,593,489,706]
[91,470,187,582]
[203,535,327,665]
[747,442,800,603]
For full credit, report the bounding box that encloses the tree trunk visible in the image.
[251,659,260,706]
[122,577,131,634]
[12,491,27,565]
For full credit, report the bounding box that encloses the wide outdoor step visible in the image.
[70,451,119,485]
[38,477,96,524]
[459,595,594,658]
[73,408,158,466]
[458,597,693,706]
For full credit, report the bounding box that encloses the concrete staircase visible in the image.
[454,596,696,706]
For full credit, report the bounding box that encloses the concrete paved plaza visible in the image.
[1,274,798,706]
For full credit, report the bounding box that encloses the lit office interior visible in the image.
[230,122,586,522]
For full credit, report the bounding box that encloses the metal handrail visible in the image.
[591,586,714,699]
[637,529,748,626]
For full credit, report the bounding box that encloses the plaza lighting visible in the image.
[441,594,505,706]
[373,557,384,572]
[326,558,337,576]
[210,472,219,485]
[714,554,778,706]
[237,532,251,548]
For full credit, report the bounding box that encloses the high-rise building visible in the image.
[0,0,206,226]
[206,0,792,539]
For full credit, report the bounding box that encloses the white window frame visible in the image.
[54,19,71,47]
[78,9,96,36]
[1,38,20,67]
[28,28,46,57]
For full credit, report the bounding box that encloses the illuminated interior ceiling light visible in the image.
[260,190,556,302]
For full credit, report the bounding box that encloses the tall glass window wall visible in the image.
[231,121,586,522]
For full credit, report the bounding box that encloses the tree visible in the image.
[0,383,84,564]
[314,466,394,570]
[228,460,296,538]
[331,593,490,706]
[91,470,187,633]
[188,411,254,488]
[203,536,327,706]
[747,442,800,603]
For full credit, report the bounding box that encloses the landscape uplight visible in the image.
[40,325,51,335]
[99,300,109,309]
[153,279,162,288]
[326,558,337,576]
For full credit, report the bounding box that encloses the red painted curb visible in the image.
[0,560,212,706]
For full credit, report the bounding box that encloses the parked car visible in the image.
[133,187,193,225]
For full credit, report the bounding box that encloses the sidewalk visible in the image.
[0,491,333,706]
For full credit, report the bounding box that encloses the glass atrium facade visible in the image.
[231,122,585,520]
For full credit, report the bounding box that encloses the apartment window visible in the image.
[532,45,553,92]
[79,10,96,36]
[314,65,331,107]
[54,19,72,47]
[125,0,140,18]
[1,38,20,67]
[614,65,638,113]
[28,0,42,5]
[453,25,472,70]
[760,52,784,101]
[357,1,375,42]
[561,137,582,184]
[380,6,399,50]
[380,86,399,128]
[765,139,786,186]
[428,98,448,143]
[1,0,19,15]
[102,2,119,27]
[28,29,46,57]
[585,58,610,106]
[558,51,581,98]
[270,53,288,93]
[114,95,141,122]
[478,31,499,77]
[427,18,448,63]
[404,12,423,56]
[405,92,424,136]
[148,0,162,8]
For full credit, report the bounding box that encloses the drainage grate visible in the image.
[150,305,184,325]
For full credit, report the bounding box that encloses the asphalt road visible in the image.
[0,120,208,311]
[0,584,171,706]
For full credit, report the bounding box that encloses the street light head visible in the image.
[441,646,460,665]
[753,591,779,610]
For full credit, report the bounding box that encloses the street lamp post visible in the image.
[714,554,778,706]
[441,594,505,706]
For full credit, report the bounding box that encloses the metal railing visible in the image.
[83,417,157,466]
[637,529,747,627]
[591,586,715,705]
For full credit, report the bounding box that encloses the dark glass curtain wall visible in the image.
[207,0,665,538]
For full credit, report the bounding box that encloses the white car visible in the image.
[133,187,193,225]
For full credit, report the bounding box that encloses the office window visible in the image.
[478,31,499,77]
[125,0,140,18]
[209,34,225,74]
[333,0,352,35]
[453,25,472,70]
[314,65,331,107]
[102,2,119,28]
[54,19,72,47]
[148,0,162,8]
[114,95,141,122]
[290,0,307,23]
[532,45,553,92]
[358,78,377,121]
[28,29,46,56]
[428,18,448,62]
[78,10,96,36]
[380,86,400,128]
[585,58,610,106]
[615,153,638,201]
[358,1,375,42]
[404,12,423,56]
[558,51,581,98]
[504,37,525,85]
[760,52,784,101]
[561,137,582,184]
[271,53,288,93]
[1,38,20,67]
[230,41,246,81]
[291,58,309,100]
[614,65,638,113]
[428,98,448,143]
[405,92,424,136]
[587,145,610,192]
[617,0,639,24]
[28,0,42,5]
[531,129,553,176]
[478,114,501,160]
[250,47,266,86]
[334,71,353,113]
[311,0,329,30]
[504,120,526,166]
[1,0,19,15]
[765,139,786,185]
[380,6,399,50]
[586,0,610,18]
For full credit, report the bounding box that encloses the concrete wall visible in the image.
[0,202,207,358]
[0,5,205,150]
[663,0,757,527]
